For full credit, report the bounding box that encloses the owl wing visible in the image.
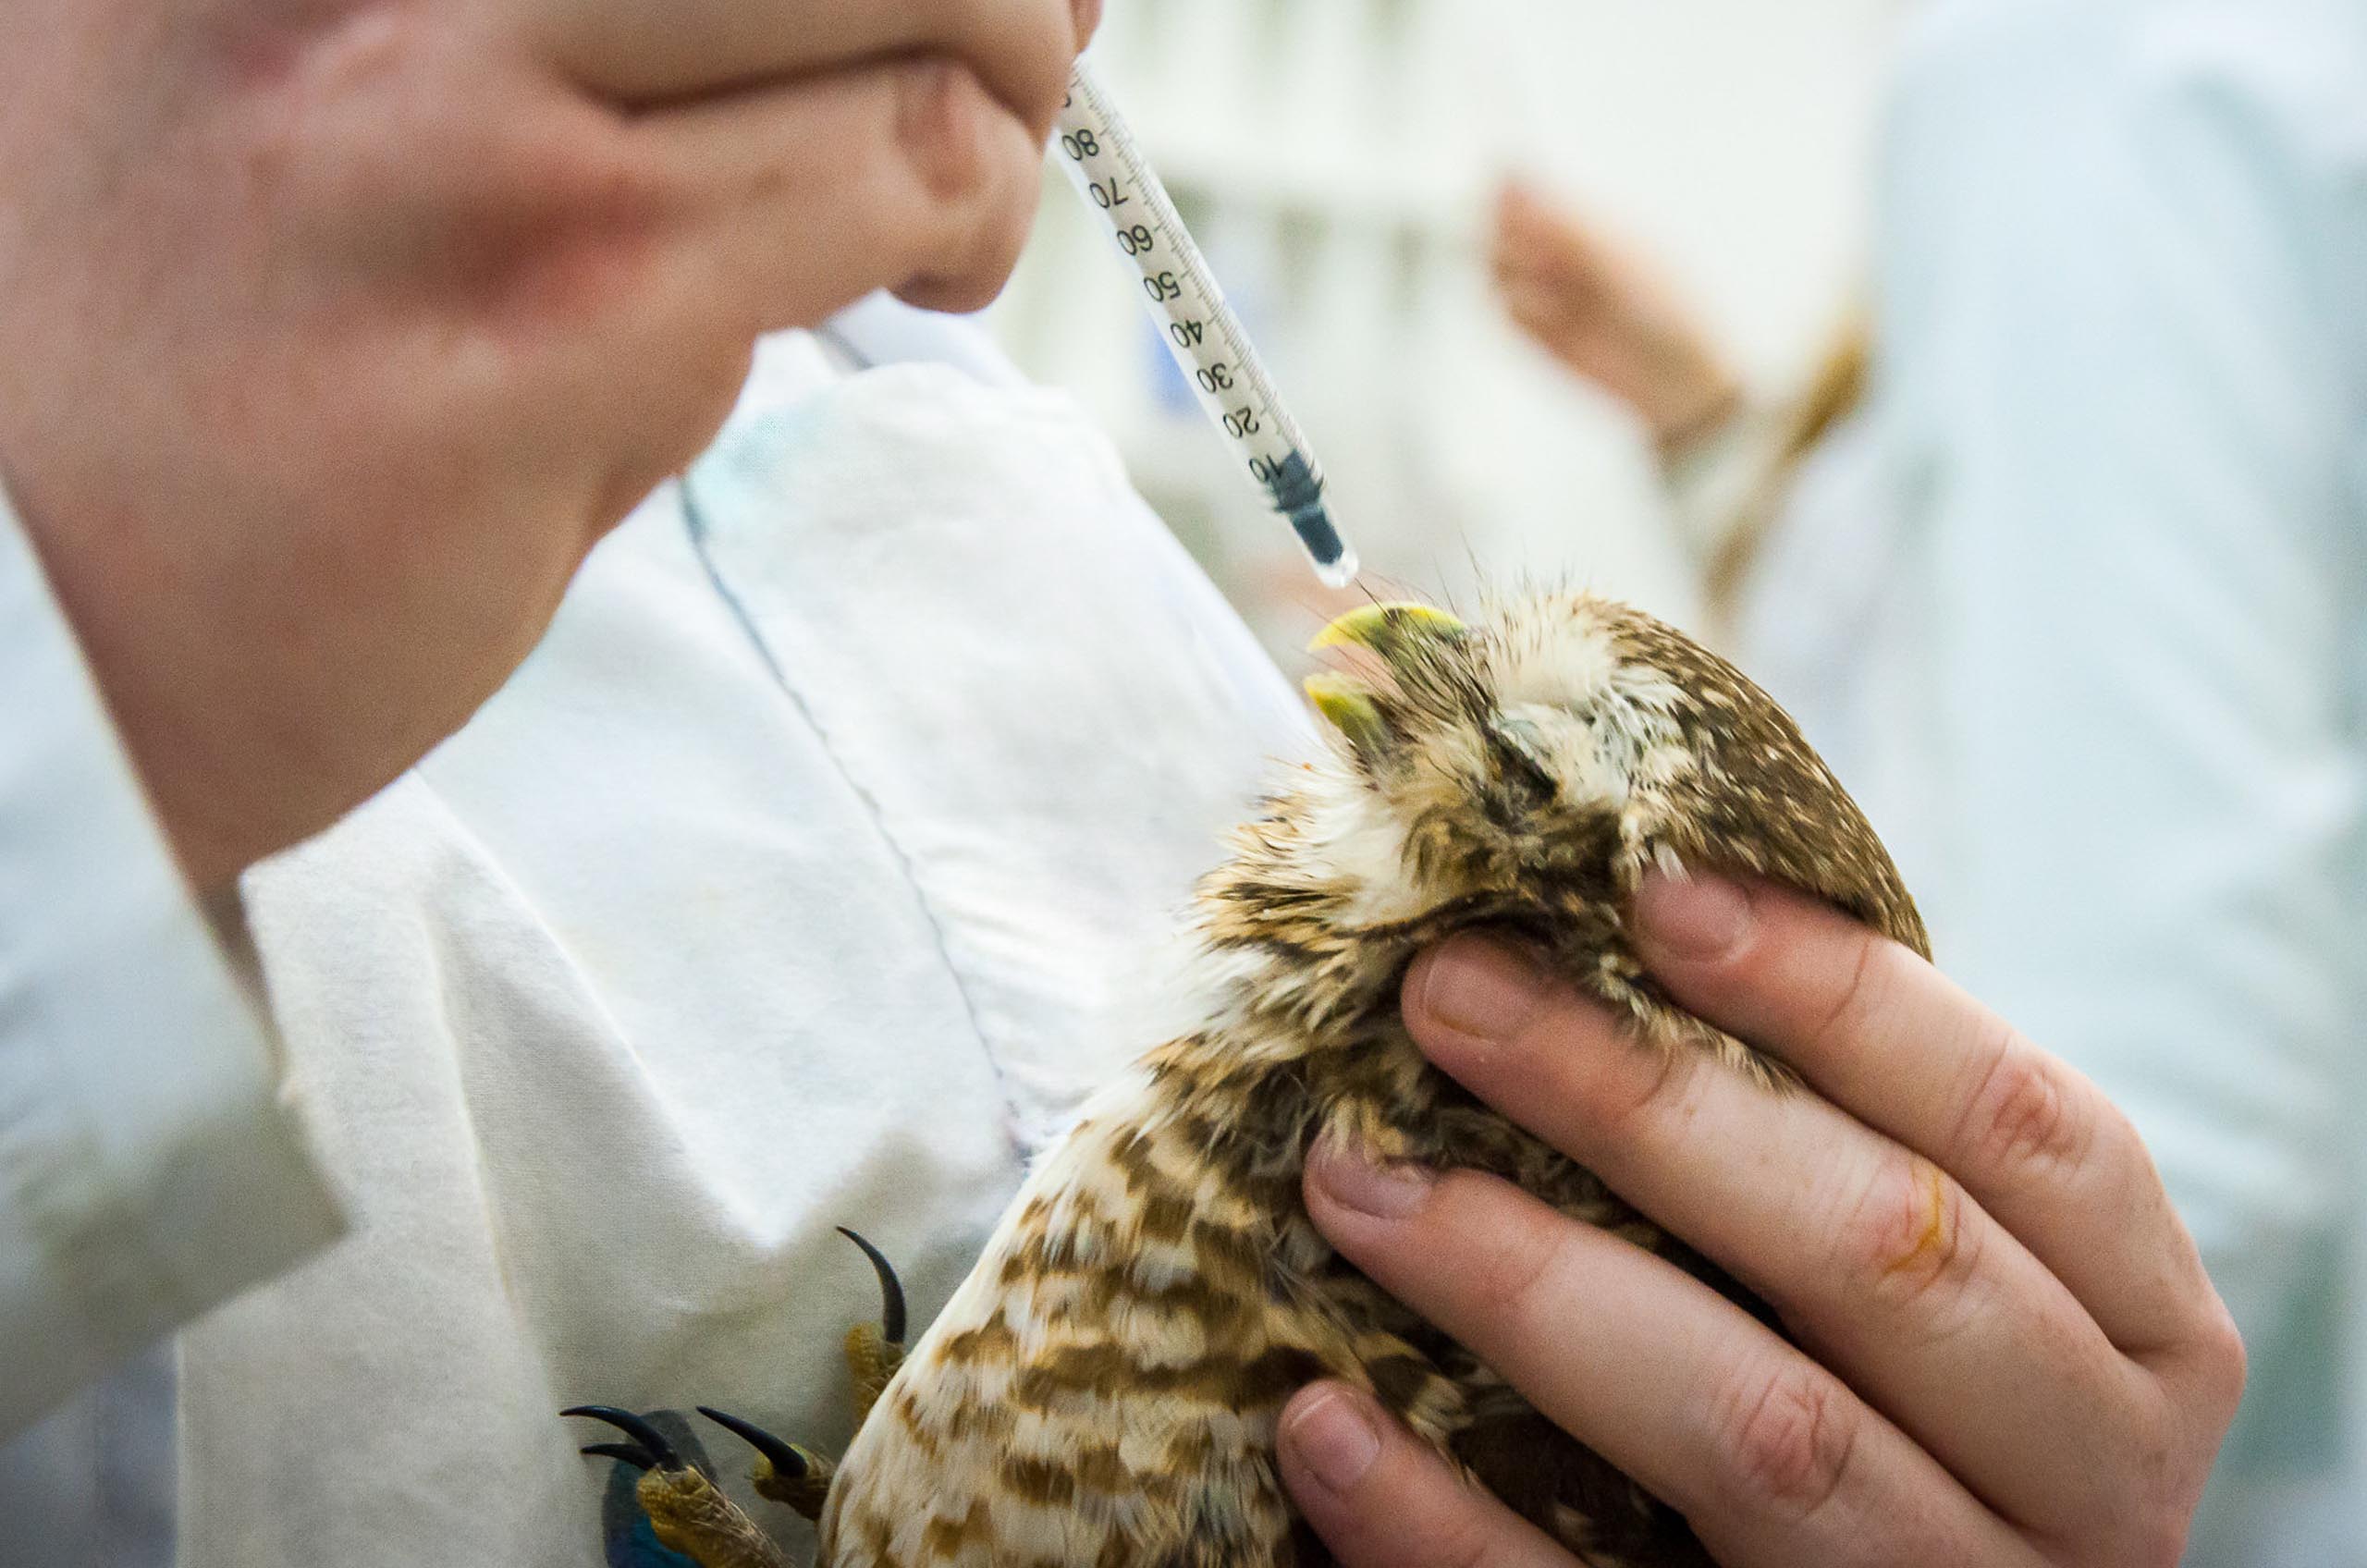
[1614,617,1929,961]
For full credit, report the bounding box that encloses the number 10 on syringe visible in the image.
[1053,65,1359,588]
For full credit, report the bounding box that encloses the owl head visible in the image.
[1272,594,1923,963]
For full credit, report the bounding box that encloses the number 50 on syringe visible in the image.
[1052,65,1359,589]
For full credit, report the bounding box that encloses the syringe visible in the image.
[1051,64,1360,588]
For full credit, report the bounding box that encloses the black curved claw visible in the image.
[696,1406,809,1478]
[578,1441,658,1470]
[836,1226,907,1345]
[563,1405,685,1471]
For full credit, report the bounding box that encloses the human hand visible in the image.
[1491,181,1740,452]
[1280,873,2244,1566]
[0,0,1098,891]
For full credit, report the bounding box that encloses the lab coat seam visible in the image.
[675,476,1032,1170]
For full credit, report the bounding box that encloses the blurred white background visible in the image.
[985,0,1900,654]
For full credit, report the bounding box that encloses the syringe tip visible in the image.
[1314,542,1360,590]
[1286,498,1359,589]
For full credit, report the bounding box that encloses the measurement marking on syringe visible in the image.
[1053,67,1357,587]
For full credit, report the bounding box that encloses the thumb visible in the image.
[1277,1383,1576,1568]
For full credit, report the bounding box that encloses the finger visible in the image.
[1491,272,1601,339]
[637,55,1043,327]
[1304,1151,2037,1568]
[1493,182,1576,255]
[1628,872,2221,1360]
[1490,199,1555,266]
[1490,240,1605,304]
[1491,230,1601,299]
[1493,192,1623,288]
[1278,1383,1578,1568]
[532,0,1080,133]
[1496,282,1597,343]
[1402,937,2147,1534]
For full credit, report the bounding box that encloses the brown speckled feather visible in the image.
[818,592,1923,1568]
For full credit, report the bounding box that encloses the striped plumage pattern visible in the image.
[816,593,1926,1568]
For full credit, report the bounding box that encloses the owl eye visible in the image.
[1489,717,1558,801]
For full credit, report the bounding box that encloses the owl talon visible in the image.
[564,1405,688,1472]
[699,1405,835,1521]
[835,1228,909,1425]
[565,1406,791,1568]
[578,1441,658,1471]
[695,1407,808,1477]
[559,1231,911,1553]
[836,1226,908,1345]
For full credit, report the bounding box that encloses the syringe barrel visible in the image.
[1052,65,1358,588]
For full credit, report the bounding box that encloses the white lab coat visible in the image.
[0,301,1309,1564]
[0,466,343,1447]
[1723,1,2367,1561]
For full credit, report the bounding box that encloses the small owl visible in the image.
[574,591,1926,1568]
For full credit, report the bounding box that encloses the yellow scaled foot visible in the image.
[563,1406,791,1568]
[634,1466,792,1568]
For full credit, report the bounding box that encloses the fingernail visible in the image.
[1310,1138,1435,1219]
[1285,1388,1382,1493]
[1416,936,1549,1044]
[1636,872,1753,961]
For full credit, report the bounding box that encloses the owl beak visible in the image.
[1306,602,1469,656]
[1303,671,1391,753]
[1304,604,1466,763]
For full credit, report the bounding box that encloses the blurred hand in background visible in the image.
[1490,181,1741,453]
